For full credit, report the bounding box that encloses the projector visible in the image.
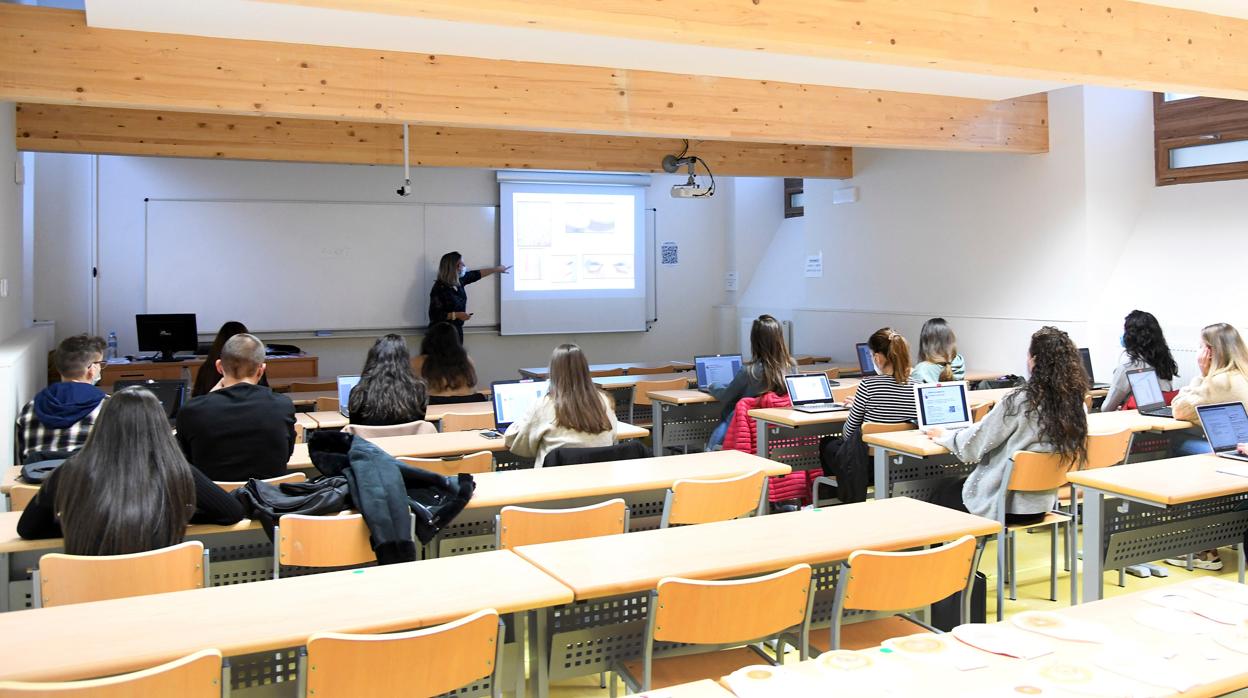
[670,182,713,198]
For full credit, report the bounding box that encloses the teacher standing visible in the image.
[428,251,509,343]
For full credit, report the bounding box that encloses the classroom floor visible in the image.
[531,533,1244,698]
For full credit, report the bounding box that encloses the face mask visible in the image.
[458,266,468,279]
[1119,334,1126,348]
[873,360,884,375]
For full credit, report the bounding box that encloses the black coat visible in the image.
[428,270,482,341]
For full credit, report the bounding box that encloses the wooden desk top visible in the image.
[0,514,260,555]
[593,372,697,389]
[649,389,717,405]
[1068,454,1248,505]
[793,354,832,365]
[287,389,336,407]
[519,361,694,379]
[267,375,337,392]
[0,550,572,683]
[747,407,851,427]
[635,679,736,698]
[425,402,493,420]
[287,423,650,468]
[2,466,19,495]
[304,411,348,429]
[514,497,997,600]
[467,450,790,510]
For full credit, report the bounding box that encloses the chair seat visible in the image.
[620,647,765,691]
[1006,511,1071,532]
[809,615,927,654]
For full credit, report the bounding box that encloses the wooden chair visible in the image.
[823,367,841,381]
[399,451,494,477]
[626,365,675,375]
[0,649,223,697]
[342,420,436,438]
[289,381,337,392]
[811,422,916,507]
[1064,429,1133,597]
[34,541,208,608]
[831,385,858,404]
[303,609,504,698]
[971,401,992,422]
[823,535,979,652]
[589,367,626,378]
[660,470,767,527]
[315,396,339,412]
[274,513,376,579]
[214,471,307,493]
[794,356,817,365]
[496,498,629,549]
[439,411,495,432]
[996,451,1076,620]
[8,484,40,512]
[629,378,689,424]
[612,564,814,694]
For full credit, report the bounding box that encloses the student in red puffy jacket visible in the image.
[706,315,795,449]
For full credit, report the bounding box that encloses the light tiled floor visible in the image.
[530,533,1243,698]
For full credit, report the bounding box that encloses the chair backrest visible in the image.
[663,470,766,527]
[970,402,992,423]
[439,411,495,432]
[795,356,817,365]
[631,378,689,406]
[316,396,340,412]
[861,421,916,436]
[652,564,812,644]
[398,451,493,477]
[589,367,626,378]
[342,420,437,438]
[214,471,307,493]
[276,513,376,569]
[37,541,206,607]
[9,484,40,512]
[497,498,628,549]
[1008,450,1075,493]
[1085,430,1132,470]
[306,609,501,698]
[541,441,651,467]
[832,385,858,404]
[823,367,841,381]
[626,365,674,375]
[840,535,977,612]
[289,381,337,392]
[0,649,223,697]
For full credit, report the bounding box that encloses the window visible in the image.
[784,178,804,218]
[1154,93,1248,186]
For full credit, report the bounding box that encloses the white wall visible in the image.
[32,153,94,343]
[33,156,730,383]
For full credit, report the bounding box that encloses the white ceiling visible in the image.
[83,0,1066,101]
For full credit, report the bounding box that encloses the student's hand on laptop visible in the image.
[1238,443,1248,456]
[923,427,945,439]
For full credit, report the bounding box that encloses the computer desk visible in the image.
[518,361,695,379]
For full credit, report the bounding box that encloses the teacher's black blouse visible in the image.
[428,270,482,341]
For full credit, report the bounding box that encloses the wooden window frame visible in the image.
[784,178,804,218]
[1154,93,1248,186]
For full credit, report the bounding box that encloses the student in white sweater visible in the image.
[504,343,617,467]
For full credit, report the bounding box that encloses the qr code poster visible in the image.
[660,241,679,266]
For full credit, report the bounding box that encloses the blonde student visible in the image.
[911,317,966,384]
[504,344,617,467]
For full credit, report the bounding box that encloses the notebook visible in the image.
[693,353,742,392]
[1126,367,1173,418]
[336,375,361,418]
[1078,348,1111,390]
[1196,402,1248,463]
[914,381,973,431]
[855,342,877,377]
[490,379,550,431]
[783,373,846,413]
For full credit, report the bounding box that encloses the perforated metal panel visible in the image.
[1098,494,1248,569]
[654,401,721,454]
[760,423,837,473]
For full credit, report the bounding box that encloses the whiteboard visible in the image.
[145,200,498,333]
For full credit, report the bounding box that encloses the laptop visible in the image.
[694,353,743,393]
[855,342,877,377]
[113,379,186,423]
[491,379,550,431]
[784,373,846,413]
[1079,348,1111,390]
[1197,402,1248,463]
[336,375,361,418]
[1126,367,1173,418]
[914,381,973,432]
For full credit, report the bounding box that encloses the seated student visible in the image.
[191,320,269,398]
[826,328,919,502]
[926,326,1088,524]
[910,317,966,384]
[348,334,431,427]
[413,322,485,404]
[176,333,296,481]
[1100,310,1179,412]
[18,387,245,554]
[16,334,108,463]
[504,343,617,467]
[706,314,794,450]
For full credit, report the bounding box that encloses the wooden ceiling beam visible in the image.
[267,0,1248,101]
[14,103,854,178]
[0,6,1047,153]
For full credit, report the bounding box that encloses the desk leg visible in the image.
[0,552,8,613]
[873,448,889,500]
[652,404,666,457]
[528,608,550,698]
[515,612,528,698]
[1081,489,1106,603]
[755,418,770,459]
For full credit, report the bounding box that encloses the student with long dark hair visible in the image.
[504,344,617,467]
[926,327,1088,523]
[192,320,269,397]
[704,314,795,450]
[1100,310,1179,412]
[349,334,430,426]
[413,322,484,404]
[911,318,965,384]
[18,387,244,555]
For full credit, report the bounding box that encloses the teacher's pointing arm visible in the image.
[472,265,511,281]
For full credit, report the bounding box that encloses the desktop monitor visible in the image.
[136,314,199,362]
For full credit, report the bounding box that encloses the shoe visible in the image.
[1163,556,1224,571]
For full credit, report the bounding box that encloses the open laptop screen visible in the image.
[1126,368,1164,408]
[1198,402,1248,452]
[915,382,971,429]
[694,354,742,390]
[784,373,833,405]
[492,380,550,431]
[856,343,877,376]
[1078,348,1096,383]
[337,375,362,417]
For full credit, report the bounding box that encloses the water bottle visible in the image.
[106,331,119,361]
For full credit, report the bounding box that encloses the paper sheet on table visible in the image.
[1028,659,1171,698]
[722,665,821,698]
[809,650,918,695]
[952,623,1055,659]
[1012,611,1112,643]
[1192,577,1248,606]
[1144,588,1248,625]
[1134,606,1222,635]
[882,633,988,671]
[1095,648,1198,693]
[1214,624,1248,655]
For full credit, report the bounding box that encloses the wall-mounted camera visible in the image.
[396,181,412,197]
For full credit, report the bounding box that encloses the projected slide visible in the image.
[511,192,637,292]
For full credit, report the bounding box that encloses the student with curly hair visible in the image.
[1100,310,1179,412]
